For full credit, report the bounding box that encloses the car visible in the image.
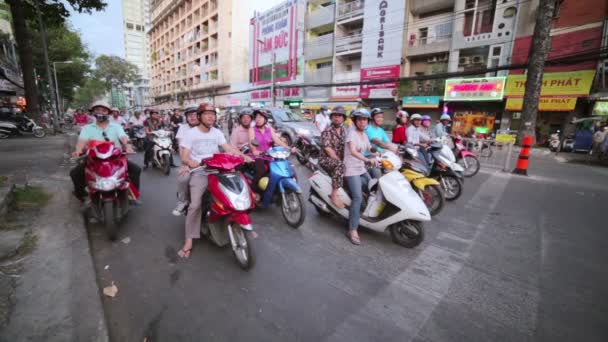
[263,108,319,146]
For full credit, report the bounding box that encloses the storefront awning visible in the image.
[302,102,360,111]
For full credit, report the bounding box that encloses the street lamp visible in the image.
[52,60,74,117]
[257,39,276,107]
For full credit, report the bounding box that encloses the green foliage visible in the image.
[94,55,139,90]
[72,77,106,108]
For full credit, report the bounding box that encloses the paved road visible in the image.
[85,148,608,341]
[0,135,71,179]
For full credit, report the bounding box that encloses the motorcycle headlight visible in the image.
[91,173,122,191]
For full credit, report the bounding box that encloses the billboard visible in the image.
[360,0,406,99]
[444,77,506,101]
[504,70,595,97]
[249,0,305,94]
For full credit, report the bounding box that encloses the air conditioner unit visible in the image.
[427,56,438,63]
[472,55,486,64]
[459,56,471,65]
[438,54,449,62]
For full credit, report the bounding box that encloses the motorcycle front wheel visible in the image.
[389,221,424,248]
[0,132,9,139]
[33,128,46,138]
[228,225,255,270]
[281,191,305,228]
[102,201,119,241]
[441,175,463,201]
[419,185,444,216]
[458,155,480,177]
[162,154,171,175]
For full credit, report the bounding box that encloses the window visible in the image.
[434,22,452,41]
[136,25,142,31]
[126,23,134,29]
[316,62,332,69]
[418,28,428,45]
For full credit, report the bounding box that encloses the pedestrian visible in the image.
[392,110,408,144]
[319,106,347,208]
[315,106,330,133]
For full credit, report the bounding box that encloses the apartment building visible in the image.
[0,0,23,97]
[122,0,152,109]
[149,0,250,109]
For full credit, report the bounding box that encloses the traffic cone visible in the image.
[513,136,533,175]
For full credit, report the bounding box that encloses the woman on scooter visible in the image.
[392,110,408,144]
[319,106,347,209]
[344,108,378,245]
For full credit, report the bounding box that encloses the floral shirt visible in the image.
[320,125,346,161]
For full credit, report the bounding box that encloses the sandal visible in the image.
[346,232,361,246]
[178,248,192,258]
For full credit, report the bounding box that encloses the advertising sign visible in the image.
[360,0,406,99]
[505,70,595,97]
[505,97,578,112]
[249,0,305,88]
[402,96,441,108]
[444,77,506,101]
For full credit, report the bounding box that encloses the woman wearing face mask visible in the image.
[343,108,378,246]
[421,115,432,142]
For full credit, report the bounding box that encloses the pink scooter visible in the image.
[452,136,480,177]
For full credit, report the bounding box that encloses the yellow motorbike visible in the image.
[400,145,445,216]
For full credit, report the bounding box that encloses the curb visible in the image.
[0,181,15,218]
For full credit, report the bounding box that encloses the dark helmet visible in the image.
[239,108,254,119]
[197,103,216,116]
[149,108,160,115]
[320,105,328,111]
[370,108,384,117]
[184,106,198,115]
[330,106,346,118]
[351,108,371,120]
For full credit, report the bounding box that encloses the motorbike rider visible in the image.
[421,115,433,140]
[315,105,330,133]
[70,101,141,205]
[143,109,163,169]
[392,110,408,144]
[172,106,201,216]
[433,114,451,139]
[170,108,183,134]
[109,107,127,127]
[407,114,432,165]
[344,108,378,246]
[319,106,347,209]
[178,103,251,258]
[128,110,146,128]
[229,108,253,150]
[366,108,398,178]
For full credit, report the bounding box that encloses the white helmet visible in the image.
[440,114,451,121]
[396,110,409,119]
[410,113,422,120]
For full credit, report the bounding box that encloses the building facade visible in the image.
[0,0,23,98]
[148,0,250,109]
[122,0,152,109]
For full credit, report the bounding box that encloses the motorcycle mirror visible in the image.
[251,139,260,147]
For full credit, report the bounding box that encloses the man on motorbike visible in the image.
[172,106,200,216]
[433,114,451,139]
[143,109,163,169]
[178,103,251,258]
[319,106,347,209]
[109,107,127,127]
[128,111,146,128]
[70,101,141,205]
[229,108,253,150]
[344,108,378,245]
[170,108,183,135]
[407,113,432,165]
[366,108,397,178]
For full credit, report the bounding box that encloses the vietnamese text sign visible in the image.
[444,77,506,101]
[505,97,578,111]
[505,70,595,97]
[402,96,440,108]
[360,65,400,99]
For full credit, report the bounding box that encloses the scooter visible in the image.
[150,129,174,175]
[294,134,322,171]
[194,153,256,270]
[244,145,305,228]
[452,136,480,177]
[400,144,445,216]
[129,125,146,152]
[549,131,561,152]
[0,116,46,139]
[427,141,465,201]
[81,140,138,241]
[309,150,430,248]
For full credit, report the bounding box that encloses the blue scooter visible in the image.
[245,146,305,228]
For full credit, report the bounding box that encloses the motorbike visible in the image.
[129,125,146,151]
[561,134,575,152]
[399,144,445,216]
[294,134,322,171]
[309,150,430,248]
[426,141,465,201]
[452,136,481,177]
[0,116,46,139]
[150,129,174,175]
[194,153,256,270]
[549,131,561,152]
[81,140,138,241]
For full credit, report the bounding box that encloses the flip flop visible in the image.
[178,248,192,258]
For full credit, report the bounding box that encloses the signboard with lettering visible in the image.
[444,77,506,101]
[249,0,304,88]
[505,70,595,97]
[505,97,578,111]
[402,96,441,108]
[360,0,405,99]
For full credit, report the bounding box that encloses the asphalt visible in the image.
[86,148,608,341]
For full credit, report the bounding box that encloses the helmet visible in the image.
[351,108,371,119]
[89,101,111,112]
[184,106,198,115]
[258,177,269,191]
[149,108,160,115]
[396,110,409,119]
[440,114,451,121]
[239,108,254,119]
[197,103,216,115]
[253,109,269,119]
[410,113,422,121]
[330,106,346,117]
[421,115,431,121]
[229,108,236,114]
[320,105,328,111]
[110,107,119,113]
[370,108,384,117]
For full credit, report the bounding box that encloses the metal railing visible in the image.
[459,137,515,172]
[338,0,364,20]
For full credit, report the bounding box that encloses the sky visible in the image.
[68,0,283,58]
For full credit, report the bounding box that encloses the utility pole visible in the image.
[270,52,276,107]
[516,0,558,144]
[34,0,59,134]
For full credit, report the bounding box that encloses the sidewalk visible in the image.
[0,136,109,342]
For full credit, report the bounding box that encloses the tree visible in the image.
[72,77,105,108]
[5,0,106,120]
[93,55,139,91]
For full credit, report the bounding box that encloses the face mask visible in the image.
[422,121,431,128]
[95,114,109,122]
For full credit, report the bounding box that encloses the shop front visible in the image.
[443,76,506,136]
[504,70,596,139]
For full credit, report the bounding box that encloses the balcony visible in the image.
[307,4,335,29]
[337,0,364,22]
[304,34,334,60]
[406,35,452,57]
[410,0,455,15]
[305,67,332,84]
[335,34,362,56]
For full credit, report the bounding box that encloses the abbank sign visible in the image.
[360,0,406,99]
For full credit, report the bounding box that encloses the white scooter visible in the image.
[150,129,174,175]
[309,151,431,248]
[549,131,561,152]
[0,116,46,139]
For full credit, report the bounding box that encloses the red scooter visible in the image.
[452,136,480,177]
[83,140,138,240]
[195,153,257,270]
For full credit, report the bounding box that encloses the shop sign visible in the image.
[444,77,506,101]
[360,65,400,99]
[284,100,302,108]
[505,70,596,97]
[593,101,608,116]
[402,96,440,108]
[332,85,360,98]
[505,97,578,111]
[496,134,516,144]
